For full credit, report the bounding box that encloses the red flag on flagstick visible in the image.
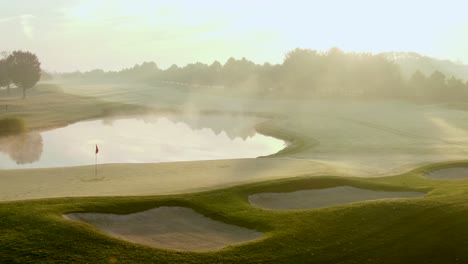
[95,144,99,154]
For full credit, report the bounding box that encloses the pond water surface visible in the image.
[0,114,285,169]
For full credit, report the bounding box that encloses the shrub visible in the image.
[0,117,27,136]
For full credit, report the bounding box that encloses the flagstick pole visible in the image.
[95,152,97,178]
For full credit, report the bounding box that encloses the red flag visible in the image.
[95,144,99,154]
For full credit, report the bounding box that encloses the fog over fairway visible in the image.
[4,2,468,263]
[50,79,468,176]
[2,82,468,201]
[2,46,468,201]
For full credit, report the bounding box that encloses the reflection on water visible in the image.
[0,114,285,169]
[0,133,43,165]
[135,113,262,140]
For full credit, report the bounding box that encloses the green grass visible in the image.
[2,162,468,263]
[3,81,468,263]
[255,120,318,158]
[0,117,27,136]
[0,83,147,131]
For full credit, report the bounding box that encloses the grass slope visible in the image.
[2,162,468,263]
[0,117,26,136]
[0,83,146,131]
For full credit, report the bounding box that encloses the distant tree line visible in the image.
[0,51,41,99]
[406,70,468,101]
[382,52,468,82]
[56,48,468,102]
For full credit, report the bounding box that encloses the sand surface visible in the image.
[426,167,468,180]
[64,206,263,251]
[249,186,425,210]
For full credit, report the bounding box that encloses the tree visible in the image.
[446,76,465,100]
[428,71,446,99]
[281,49,322,95]
[6,51,41,99]
[207,61,222,85]
[0,59,11,95]
[221,57,256,88]
[407,70,427,99]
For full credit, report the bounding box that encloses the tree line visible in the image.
[56,48,468,102]
[0,51,41,99]
[407,70,468,101]
[382,52,468,82]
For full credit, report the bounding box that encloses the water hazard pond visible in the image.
[0,114,285,169]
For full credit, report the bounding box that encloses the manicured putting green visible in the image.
[249,186,425,210]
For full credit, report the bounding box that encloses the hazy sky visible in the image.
[1,0,467,71]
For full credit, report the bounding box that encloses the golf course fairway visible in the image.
[2,84,468,263]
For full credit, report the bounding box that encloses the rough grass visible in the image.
[0,83,147,131]
[2,162,468,263]
[0,117,27,136]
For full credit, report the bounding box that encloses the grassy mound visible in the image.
[0,117,27,136]
[2,163,468,263]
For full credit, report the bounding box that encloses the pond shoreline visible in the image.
[0,112,287,169]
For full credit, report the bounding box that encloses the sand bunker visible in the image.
[64,206,263,251]
[249,186,425,210]
[425,167,468,180]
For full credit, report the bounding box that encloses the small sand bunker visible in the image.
[64,206,263,251]
[425,167,468,180]
[249,186,425,210]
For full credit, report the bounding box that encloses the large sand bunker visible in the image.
[64,206,263,251]
[249,186,425,210]
[425,167,468,180]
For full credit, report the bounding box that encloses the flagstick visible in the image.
[95,152,97,178]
